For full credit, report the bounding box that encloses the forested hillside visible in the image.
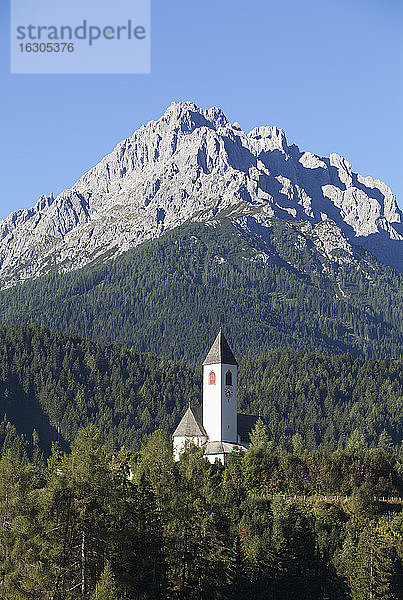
[0,324,198,460]
[0,426,401,599]
[0,324,401,462]
[0,219,402,362]
[239,350,402,450]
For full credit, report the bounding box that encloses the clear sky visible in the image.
[0,0,402,220]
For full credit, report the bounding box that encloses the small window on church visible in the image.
[225,370,232,386]
[209,371,216,385]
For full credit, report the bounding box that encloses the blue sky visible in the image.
[0,0,402,220]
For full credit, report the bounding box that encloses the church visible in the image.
[173,329,258,464]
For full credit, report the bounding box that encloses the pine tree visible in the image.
[351,526,396,600]
[174,444,229,599]
[346,429,366,454]
[90,563,120,600]
[249,418,271,448]
[378,430,394,454]
[291,433,305,455]
[270,498,322,600]
[238,495,275,599]
[0,452,51,598]
[41,425,115,598]
[45,441,65,480]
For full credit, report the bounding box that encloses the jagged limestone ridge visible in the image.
[0,101,401,288]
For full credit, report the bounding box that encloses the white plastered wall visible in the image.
[206,453,226,464]
[202,363,237,443]
[173,435,205,461]
[220,364,237,443]
[203,363,222,441]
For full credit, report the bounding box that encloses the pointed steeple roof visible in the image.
[203,329,238,366]
[173,406,207,438]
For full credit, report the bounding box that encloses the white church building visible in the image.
[173,329,257,464]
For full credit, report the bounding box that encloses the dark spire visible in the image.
[203,328,238,366]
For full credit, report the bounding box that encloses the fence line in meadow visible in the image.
[250,493,403,503]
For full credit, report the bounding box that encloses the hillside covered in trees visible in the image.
[0,324,401,462]
[0,425,401,599]
[0,220,402,362]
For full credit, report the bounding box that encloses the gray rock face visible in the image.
[0,101,401,287]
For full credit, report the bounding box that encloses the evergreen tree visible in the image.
[174,445,229,599]
[291,432,305,455]
[378,430,394,454]
[351,526,396,600]
[90,563,120,600]
[249,418,271,448]
[345,429,366,454]
[40,426,115,598]
[0,219,402,362]
[238,496,275,599]
[270,498,323,600]
[0,452,50,599]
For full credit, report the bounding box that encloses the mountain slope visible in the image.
[0,219,402,361]
[0,101,402,290]
[0,324,199,456]
[0,324,401,458]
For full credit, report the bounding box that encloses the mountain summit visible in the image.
[1,101,402,288]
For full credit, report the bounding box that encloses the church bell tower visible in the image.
[202,329,238,444]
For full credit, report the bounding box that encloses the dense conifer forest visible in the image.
[0,220,402,362]
[0,300,401,598]
[0,425,401,599]
[0,324,401,462]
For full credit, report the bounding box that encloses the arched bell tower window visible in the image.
[209,371,216,385]
[225,370,232,386]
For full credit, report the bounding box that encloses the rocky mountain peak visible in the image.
[248,125,288,152]
[153,101,230,136]
[0,101,401,288]
[34,192,55,213]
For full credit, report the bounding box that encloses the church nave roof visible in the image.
[172,405,207,438]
